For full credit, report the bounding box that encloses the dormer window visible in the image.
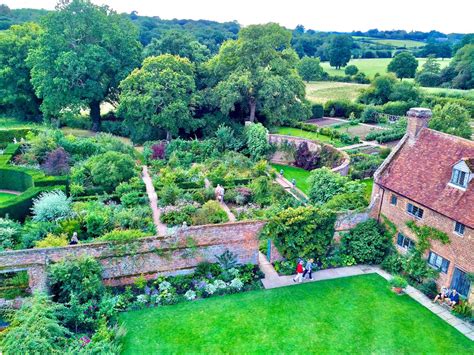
[451,169,467,188]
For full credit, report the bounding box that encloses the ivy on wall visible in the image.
[406,220,450,254]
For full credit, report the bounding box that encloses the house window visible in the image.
[451,169,468,188]
[390,195,398,206]
[407,203,424,219]
[454,222,465,236]
[396,233,414,250]
[428,251,450,274]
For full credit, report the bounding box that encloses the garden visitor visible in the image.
[445,289,460,307]
[302,259,314,280]
[215,184,225,202]
[432,286,451,304]
[279,169,284,176]
[69,232,79,245]
[291,178,296,188]
[293,260,304,283]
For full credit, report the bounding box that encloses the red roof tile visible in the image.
[377,128,474,228]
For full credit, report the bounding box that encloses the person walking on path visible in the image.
[302,259,314,280]
[293,260,304,283]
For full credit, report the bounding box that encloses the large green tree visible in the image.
[297,56,325,82]
[327,34,352,69]
[429,103,472,139]
[27,0,142,131]
[118,54,197,140]
[143,30,210,63]
[387,52,418,80]
[0,22,42,119]
[208,23,310,124]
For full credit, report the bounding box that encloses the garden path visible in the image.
[204,178,236,222]
[142,166,168,236]
[274,175,308,202]
[258,253,474,341]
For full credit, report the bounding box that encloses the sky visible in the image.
[3,0,474,33]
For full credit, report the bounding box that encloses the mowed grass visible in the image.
[120,274,474,354]
[274,127,347,148]
[271,163,311,194]
[371,39,426,48]
[306,81,368,103]
[321,58,450,79]
[0,192,16,203]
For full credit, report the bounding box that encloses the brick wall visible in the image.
[0,221,265,291]
[373,186,473,302]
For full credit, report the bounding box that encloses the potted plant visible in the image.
[390,275,408,294]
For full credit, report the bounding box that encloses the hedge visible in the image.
[0,128,38,143]
[0,169,33,191]
[0,185,66,221]
[311,104,324,119]
[324,100,364,118]
[422,95,474,117]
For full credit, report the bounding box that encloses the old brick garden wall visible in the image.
[0,221,265,292]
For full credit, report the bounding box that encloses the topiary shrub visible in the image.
[311,103,324,118]
[31,190,72,222]
[339,219,392,264]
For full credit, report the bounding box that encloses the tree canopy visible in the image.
[387,52,418,80]
[0,22,42,119]
[327,34,352,69]
[143,29,210,63]
[118,54,197,140]
[27,0,142,130]
[297,56,325,82]
[207,23,311,125]
[429,103,472,139]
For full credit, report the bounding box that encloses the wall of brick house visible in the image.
[374,187,473,301]
[0,221,265,291]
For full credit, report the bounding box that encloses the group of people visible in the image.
[433,286,460,307]
[293,259,314,283]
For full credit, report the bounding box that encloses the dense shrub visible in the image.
[381,101,412,116]
[192,200,229,225]
[308,167,347,205]
[0,293,70,354]
[71,151,136,194]
[324,99,363,118]
[160,204,198,226]
[344,65,359,76]
[151,142,166,160]
[31,190,72,222]
[41,147,70,176]
[360,106,379,123]
[99,229,147,242]
[349,153,384,180]
[262,205,336,260]
[244,123,271,161]
[34,233,68,248]
[0,217,22,251]
[165,138,219,167]
[340,219,392,264]
[311,103,324,118]
[294,142,319,170]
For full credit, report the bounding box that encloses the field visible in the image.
[274,127,347,147]
[120,274,474,354]
[306,81,368,103]
[321,58,450,79]
[352,36,426,48]
[271,163,311,194]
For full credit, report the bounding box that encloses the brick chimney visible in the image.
[407,107,432,141]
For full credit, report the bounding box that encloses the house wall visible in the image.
[373,185,474,302]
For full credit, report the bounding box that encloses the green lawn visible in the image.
[0,192,16,203]
[271,163,311,194]
[361,178,374,201]
[321,58,450,79]
[274,127,347,148]
[371,38,426,48]
[120,274,473,354]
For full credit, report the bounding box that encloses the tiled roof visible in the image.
[464,158,474,171]
[377,128,474,228]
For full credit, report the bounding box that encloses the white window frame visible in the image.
[454,221,465,236]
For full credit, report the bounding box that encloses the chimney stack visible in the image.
[407,107,432,141]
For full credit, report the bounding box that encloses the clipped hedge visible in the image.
[324,100,364,118]
[0,128,38,143]
[0,143,20,167]
[0,169,33,191]
[311,104,324,119]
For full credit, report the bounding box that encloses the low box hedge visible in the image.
[0,128,38,143]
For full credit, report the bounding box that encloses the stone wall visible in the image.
[0,221,265,291]
[268,134,350,176]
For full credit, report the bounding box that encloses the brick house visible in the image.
[370,108,473,303]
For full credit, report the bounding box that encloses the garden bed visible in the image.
[120,274,473,354]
